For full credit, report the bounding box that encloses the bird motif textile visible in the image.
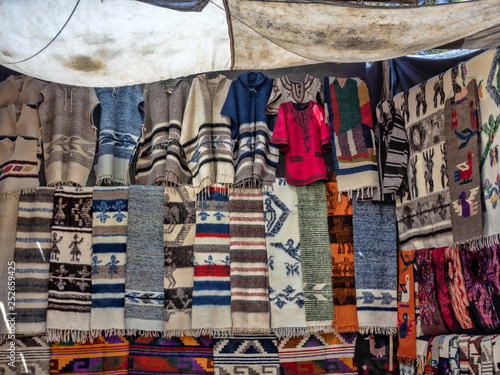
[397,250,417,362]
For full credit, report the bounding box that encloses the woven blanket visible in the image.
[469,335,482,375]
[0,336,51,375]
[296,182,334,332]
[47,186,93,342]
[91,186,128,336]
[397,250,417,362]
[324,77,378,199]
[493,335,500,375]
[322,332,357,375]
[129,335,213,374]
[14,188,54,335]
[430,335,441,374]
[263,178,306,337]
[50,335,129,374]
[481,336,495,375]
[163,185,196,337]
[449,335,461,375]
[459,335,471,375]
[353,196,398,335]
[191,187,232,335]
[229,188,270,333]
[354,334,399,375]
[326,175,357,333]
[94,86,144,185]
[439,335,452,375]
[135,79,191,187]
[125,185,164,335]
[414,250,429,369]
[400,362,416,375]
[213,334,280,375]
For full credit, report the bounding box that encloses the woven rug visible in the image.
[91,186,128,336]
[449,335,461,375]
[469,335,482,375]
[459,335,471,375]
[413,250,429,369]
[213,334,280,375]
[493,335,500,375]
[278,334,327,374]
[263,178,306,337]
[13,187,54,335]
[354,334,399,375]
[0,336,51,375]
[129,335,214,374]
[47,186,93,342]
[321,332,357,375]
[397,250,417,362]
[326,175,358,333]
[296,182,334,332]
[50,334,129,374]
[125,185,164,335]
[191,187,232,335]
[481,336,494,375]
[229,188,270,333]
[163,185,196,337]
[353,196,398,335]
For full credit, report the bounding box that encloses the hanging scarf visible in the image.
[229,188,270,333]
[213,334,280,374]
[0,336,51,375]
[163,185,196,337]
[263,178,307,337]
[398,250,417,362]
[324,77,379,199]
[481,336,495,375]
[13,188,54,335]
[46,186,93,342]
[94,85,144,185]
[353,196,398,335]
[91,186,128,336]
[321,332,358,375]
[459,335,471,375]
[354,334,399,375]
[278,334,328,374]
[191,187,232,335]
[296,182,334,332]
[326,175,358,333]
[125,185,164,335]
[449,335,461,375]
[469,335,482,375]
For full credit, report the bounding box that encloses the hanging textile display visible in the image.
[322,332,358,375]
[0,336,51,375]
[180,74,234,194]
[354,334,399,375]
[486,244,500,316]
[438,335,452,375]
[480,336,495,375]
[469,335,482,375]
[493,335,500,375]
[163,185,196,337]
[449,335,461,375]
[326,174,358,333]
[399,362,416,375]
[125,185,164,335]
[13,188,54,335]
[397,250,417,362]
[91,186,128,336]
[213,335,280,374]
[93,85,144,185]
[296,182,334,332]
[221,71,278,189]
[135,79,191,187]
[229,188,271,333]
[459,335,471,375]
[39,84,99,187]
[353,196,398,335]
[278,334,328,374]
[324,77,379,199]
[191,187,232,335]
[413,250,429,369]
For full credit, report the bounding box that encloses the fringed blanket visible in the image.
[0,336,51,375]
[14,188,54,335]
[229,188,271,333]
[263,178,307,337]
[397,250,417,363]
[296,182,334,332]
[94,86,144,185]
[353,196,398,335]
[47,186,93,342]
[125,185,164,335]
[163,185,196,337]
[91,186,128,336]
[324,77,379,199]
[191,187,232,335]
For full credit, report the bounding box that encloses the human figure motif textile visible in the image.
[0,336,51,375]
[397,250,417,362]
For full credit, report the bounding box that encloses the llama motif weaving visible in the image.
[91,186,128,335]
[397,250,417,362]
[296,182,334,332]
[229,188,270,333]
[47,186,93,342]
[14,187,54,335]
[125,185,164,335]
[191,187,232,335]
[163,185,196,337]
[0,336,51,375]
[263,178,306,337]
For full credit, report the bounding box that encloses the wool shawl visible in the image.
[94,85,144,186]
[14,188,54,335]
[163,185,196,337]
[324,77,379,199]
[180,74,234,193]
[46,186,93,342]
[229,188,271,333]
[0,74,46,107]
[263,178,307,337]
[397,250,417,362]
[91,186,128,336]
[221,71,278,188]
[135,79,191,186]
[296,182,334,332]
[125,185,164,335]
[39,84,99,187]
[265,74,324,115]
[353,196,398,335]
[0,336,51,375]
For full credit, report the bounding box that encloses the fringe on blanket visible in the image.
[305,325,336,334]
[46,329,93,343]
[95,175,128,186]
[125,329,163,337]
[232,327,272,335]
[0,186,36,198]
[341,186,378,202]
[358,326,398,335]
[192,328,233,338]
[163,329,196,338]
[272,327,309,338]
[89,329,127,339]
